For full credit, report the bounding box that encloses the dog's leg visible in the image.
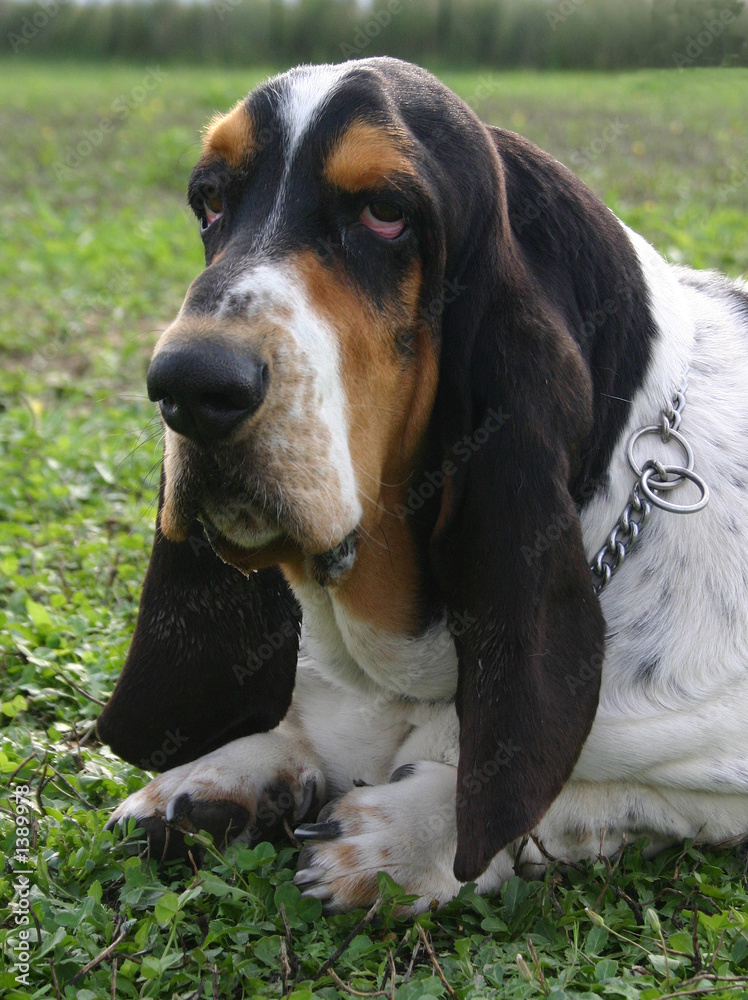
[289,694,748,912]
[106,725,325,859]
[293,759,517,913]
[517,775,748,879]
[291,763,748,914]
[106,662,415,858]
[292,703,518,913]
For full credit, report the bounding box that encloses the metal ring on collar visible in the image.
[627,425,694,484]
[639,465,710,513]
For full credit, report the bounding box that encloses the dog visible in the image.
[99,58,748,914]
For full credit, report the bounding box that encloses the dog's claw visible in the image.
[299,883,334,902]
[294,866,321,886]
[294,820,342,841]
[389,763,416,783]
[296,777,317,821]
[165,792,192,822]
[293,866,334,901]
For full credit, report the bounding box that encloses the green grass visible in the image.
[1,62,747,999]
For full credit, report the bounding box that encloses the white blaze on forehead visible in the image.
[256,63,352,250]
[274,62,352,156]
[220,262,362,534]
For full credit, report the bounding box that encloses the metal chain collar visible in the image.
[590,376,710,594]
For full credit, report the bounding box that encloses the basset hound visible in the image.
[100,58,748,914]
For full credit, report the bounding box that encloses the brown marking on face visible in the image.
[324,120,415,192]
[295,251,436,492]
[202,100,254,168]
[160,433,190,543]
[293,250,439,633]
[324,511,426,634]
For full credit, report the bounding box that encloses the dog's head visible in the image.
[96,57,659,880]
[148,59,499,566]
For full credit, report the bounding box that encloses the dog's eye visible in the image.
[360,201,406,239]
[200,186,224,231]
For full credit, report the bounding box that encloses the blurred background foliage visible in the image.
[1,0,747,68]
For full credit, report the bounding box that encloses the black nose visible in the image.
[147,342,270,445]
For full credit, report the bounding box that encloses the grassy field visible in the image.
[1,62,747,999]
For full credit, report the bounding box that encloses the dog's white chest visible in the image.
[293,580,458,700]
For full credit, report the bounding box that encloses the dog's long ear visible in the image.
[428,149,606,883]
[97,470,299,771]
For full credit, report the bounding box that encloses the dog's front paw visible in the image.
[106,732,323,861]
[293,761,463,914]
